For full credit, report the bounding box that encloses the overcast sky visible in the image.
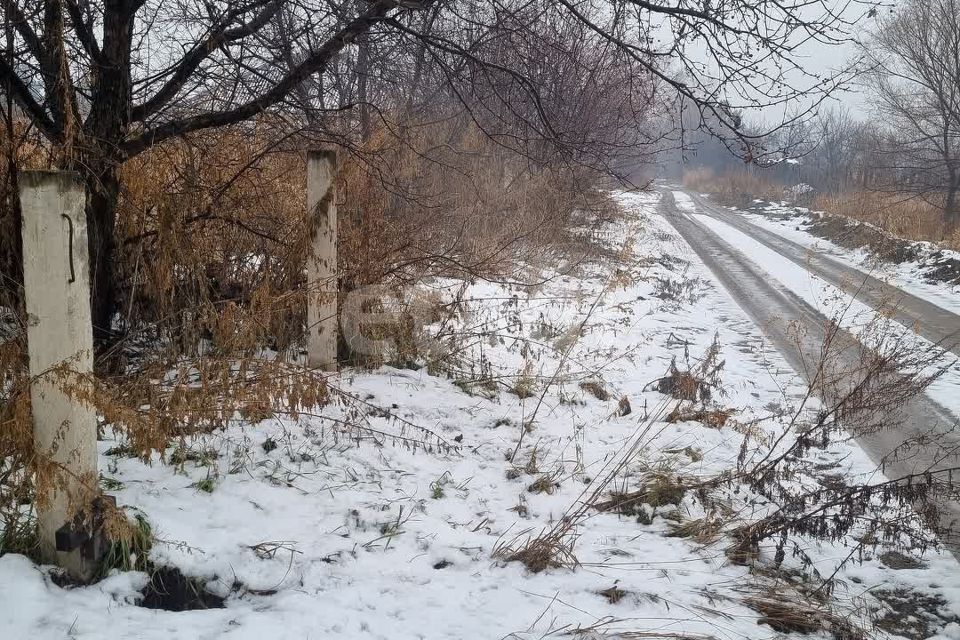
[756,1,891,124]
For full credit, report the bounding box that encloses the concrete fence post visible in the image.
[306,150,338,371]
[19,171,99,581]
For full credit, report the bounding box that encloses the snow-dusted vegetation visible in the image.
[4,193,960,639]
[4,1,960,638]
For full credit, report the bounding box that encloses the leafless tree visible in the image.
[1,0,866,341]
[863,0,960,224]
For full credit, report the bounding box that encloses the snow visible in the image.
[3,191,960,639]
[693,213,960,417]
[672,190,696,212]
[739,201,960,316]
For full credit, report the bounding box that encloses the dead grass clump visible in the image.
[725,523,762,566]
[492,529,579,573]
[512,377,537,399]
[665,406,735,429]
[743,591,867,640]
[593,490,647,517]
[594,472,687,515]
[653,366,707,402]
[579,380,609,401]
[98,508,154,578]
[643,472,687,507]
[597,584,630,604]
[527,474,560,495]
[648,335,724,403]
[666,516,723,544]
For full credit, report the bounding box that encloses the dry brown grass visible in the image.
[682,168,782,208]
[683,166,959,250]
[492,527,579,573]
[742,589,869,640]
[112,116,615,354]
[812,191,960,250]
[665,406,735,429]
[593,471,688,514]
[1,114,610,566]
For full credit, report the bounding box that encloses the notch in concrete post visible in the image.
[19,171,99,581]
[306,150,339,371]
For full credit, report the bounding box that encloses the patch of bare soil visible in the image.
[873,587,960,639]
[925,252,960,285]
[879,550,926,570]
[138,566,226,611]
[805,214,923,264]
[800,211,960,286]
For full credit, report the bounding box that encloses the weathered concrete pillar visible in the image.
[306,150,338,371]
[20,171,98,580]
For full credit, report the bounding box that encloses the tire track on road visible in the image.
[687,191,960,357]
[658,189,960,553]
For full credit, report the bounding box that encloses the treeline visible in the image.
[683,0,960,229]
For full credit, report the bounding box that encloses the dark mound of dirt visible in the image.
[790,210,960,286]
[924,252,960,285]
[874,587,960,640]
[138,566,226,611]
[806,214,922,264]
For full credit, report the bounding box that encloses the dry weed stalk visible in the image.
[728,299,957,578]
[494,398,674,572]
[646,334,725,404]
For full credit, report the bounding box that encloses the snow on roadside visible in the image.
[3,191,960,639]
[737,202,960,316]
[693,213,960,418]
[672,191,696,213]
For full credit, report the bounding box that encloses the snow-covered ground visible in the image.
[3,191,960,639]
[692,212,960,417]
[738,201,960,316]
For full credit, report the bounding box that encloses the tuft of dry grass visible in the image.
[593,471,687,515]
[665,406,735,429]
[579,380,609,401]
[665,516,723,544]
[492,528,579,573]
[597,584,630,604]
[742,589,869,640]
[527,474,561,495]
[648,336,724,404]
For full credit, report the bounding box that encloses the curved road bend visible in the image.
[657,190,960,552]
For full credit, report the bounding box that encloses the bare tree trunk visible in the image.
[79,3,134,346]
[356,32,371,141]
[0,165,22,309]
[0,13,22,307]
[945,175,960,227]
[84,167,120,342]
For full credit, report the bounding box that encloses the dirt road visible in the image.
[686,191,960,357]
[659,188,960,550]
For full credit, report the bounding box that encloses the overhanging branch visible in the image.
[130,0,283,122]
[121,0,413,157]
[0,56,60,140]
